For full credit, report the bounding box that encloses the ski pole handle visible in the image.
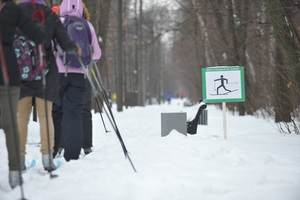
[0,32,9,85]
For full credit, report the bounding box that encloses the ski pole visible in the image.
[89,67,128,147]
[94,93,137,172]
[87,64,110,133]
[94,96,110,133]
[89,68,110,132]
[38,45,58,178]
[90,66,121,132]
[0,32,27,200]
[78,57,137,172]
[92,68,137,172]
[91,70,137,172]
[91,69,107,101]
[81,62,116,132]
[90,68,117,123]
[90,69,118,129]
[92,63,111,105]
[89,62,110,104]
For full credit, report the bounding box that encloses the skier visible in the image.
[0,0,47,188]
[16,0,81,172]
[166,93,172,104]
[52,0,101,161]
[52,3,97,156]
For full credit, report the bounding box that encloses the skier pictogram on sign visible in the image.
[210,75,238,95]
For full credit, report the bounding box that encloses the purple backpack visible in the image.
[13,30,46,81]
[59,15,92,68]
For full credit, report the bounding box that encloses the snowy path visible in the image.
[1,99,299,200]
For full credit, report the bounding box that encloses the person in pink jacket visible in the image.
[52,0,101,161]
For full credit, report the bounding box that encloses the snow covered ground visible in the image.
[1,98,300,200]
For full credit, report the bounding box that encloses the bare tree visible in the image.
[79,0,299,133]
[167,0,299,133]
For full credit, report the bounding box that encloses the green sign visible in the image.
[202,66,245,103]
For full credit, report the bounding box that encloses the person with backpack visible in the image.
[0,0,47,188]
[52,0,101,161]
[52,2,97,157]
[16,0,81,172]
[52,3,97,157]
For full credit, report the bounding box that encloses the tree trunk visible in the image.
[267,0,293,122]
[137,0,144,106]
[279,0,300,97]
[274,47,292,122]
[84,0,112,112]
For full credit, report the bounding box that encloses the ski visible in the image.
[25,159,36,170]
[25,159,62,171]
[56,160,62,168]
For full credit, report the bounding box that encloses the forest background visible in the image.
[36,0,300,134]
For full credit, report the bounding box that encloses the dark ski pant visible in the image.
[0,86,21,170]
[82,79,92,149]
[52,74,86,161]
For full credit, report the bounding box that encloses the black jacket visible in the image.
[0,1,46,86]
[18,3,78,104]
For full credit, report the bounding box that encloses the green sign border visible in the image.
[202,66,245,103]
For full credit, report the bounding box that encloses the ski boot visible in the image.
[42,154,57,172]
[9,170,22,189]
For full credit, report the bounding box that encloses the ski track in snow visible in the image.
[0,99,300,200]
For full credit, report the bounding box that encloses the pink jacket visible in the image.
[56,0,101,74]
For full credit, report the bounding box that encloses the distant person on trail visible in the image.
[166,93,172,104]
[214,75,231,95]
[0,0,47,189]
[16,0,81,173]
[179,91,184,99]
[52,0,101,162]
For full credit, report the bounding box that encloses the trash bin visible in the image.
[161,112,187,137]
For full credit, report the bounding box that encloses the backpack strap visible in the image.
[84,20,93,65]
[85,20,92,45]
